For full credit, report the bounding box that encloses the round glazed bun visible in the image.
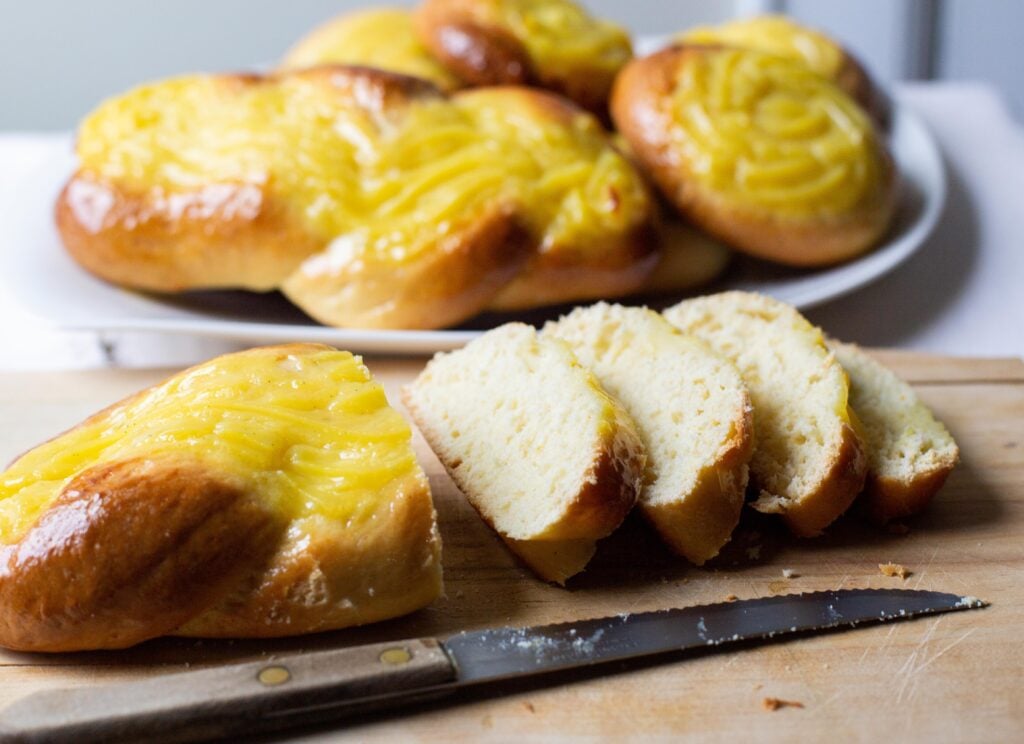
[612,45,897,268]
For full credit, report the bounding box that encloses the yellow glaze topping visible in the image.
[0,346,421,543]
[492,0,633,83]
[280,8,462,92]
[669,48,884,217]
[76,72,648,271]
[682,15,845,82]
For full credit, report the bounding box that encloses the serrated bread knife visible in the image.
[0,589,986,743]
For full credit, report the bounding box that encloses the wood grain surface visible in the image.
[0,351,1021,742]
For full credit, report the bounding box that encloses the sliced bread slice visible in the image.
[402,323,645,584]
[664,292,867,536]
[544,303,753,564]
[830,341,959,524]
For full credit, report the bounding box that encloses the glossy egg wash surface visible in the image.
[0,346,420,543]
[280,8,463,92]
[74,72,648,272]
[668,48,885,217]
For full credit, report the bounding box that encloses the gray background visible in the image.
[0,0,1020,130]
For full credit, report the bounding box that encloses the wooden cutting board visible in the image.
[0,351,1021,741]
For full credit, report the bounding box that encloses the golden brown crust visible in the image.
[611,45,897,268]
[416,8,533,87]
[862,466,955,525]
[177,472,442,637]
[755,421,867,538]
[415,0,628,114]
[0,457,281,652]
[540,404,645,542]
[640,398,754,565]
[488,221,657,310]
[56,175,320,293]
[283,202,532,329]
[502,537,595,586]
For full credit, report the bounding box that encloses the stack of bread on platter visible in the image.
[0,292,957,651]
[58,1,898,330]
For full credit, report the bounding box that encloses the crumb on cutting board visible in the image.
[781,568,798,579]
[725,594,739,602]
[762,697,804,712]
[879,562,911,580]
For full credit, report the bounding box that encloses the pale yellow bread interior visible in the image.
[402,323,645,584]
[664,292,867,536]
[830,341,959,524]
[545,303,754,564]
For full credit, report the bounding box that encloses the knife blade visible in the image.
[0,589,985,743]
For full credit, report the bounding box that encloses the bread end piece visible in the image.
[830,340,960,524]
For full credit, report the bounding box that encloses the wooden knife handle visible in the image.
[0,638,456,743]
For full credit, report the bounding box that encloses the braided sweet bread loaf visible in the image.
[0,345,442,652]
[57,66,655,329]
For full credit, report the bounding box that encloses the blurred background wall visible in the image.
[0,0,1019,130]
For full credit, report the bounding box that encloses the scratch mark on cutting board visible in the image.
[893,618,974,705]
[816,688,847,710]
[858,622,898,667]
[936,568,971,591]
[912,548,939,590]
[904,628,977,709]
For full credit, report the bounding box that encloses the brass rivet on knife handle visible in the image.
[380,647,413,665]
[257,665,291,686]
